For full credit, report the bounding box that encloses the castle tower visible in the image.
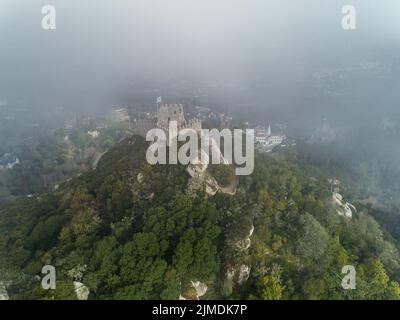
[156,104,186,130]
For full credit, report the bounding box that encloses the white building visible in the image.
[254,129,268,144]
[0,153,20,170]
[87,130,100,138]
[254,124,285,147]
[267,135,284,145]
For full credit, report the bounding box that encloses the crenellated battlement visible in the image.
[183,118,202,132]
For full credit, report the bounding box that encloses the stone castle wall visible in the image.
[134,104,202,139]
[134,118,157,137]
[156,104,186,129]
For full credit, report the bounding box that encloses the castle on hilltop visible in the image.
[134,104,202,139]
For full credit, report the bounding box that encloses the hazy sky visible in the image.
[0,0,399,115]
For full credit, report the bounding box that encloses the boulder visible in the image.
[73,281,90,300]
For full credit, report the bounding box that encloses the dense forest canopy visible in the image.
[1,135,399,300]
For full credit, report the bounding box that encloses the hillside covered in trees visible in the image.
[1,135,400,300]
